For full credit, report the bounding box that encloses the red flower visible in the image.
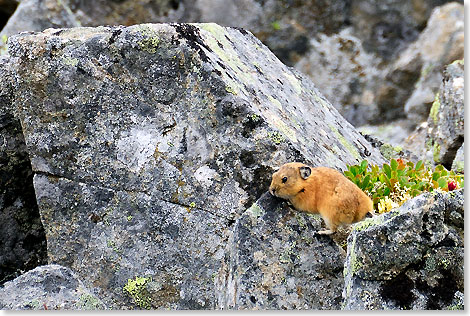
[448,181,457,191]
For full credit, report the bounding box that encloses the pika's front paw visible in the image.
[316,229,336,235]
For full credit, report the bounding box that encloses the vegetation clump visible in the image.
[344,159,464,213]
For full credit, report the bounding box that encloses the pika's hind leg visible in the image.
[316,218,337,235]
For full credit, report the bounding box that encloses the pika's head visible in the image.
[269,162,311,200]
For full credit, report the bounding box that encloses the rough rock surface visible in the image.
[294,27,381,126]
[9,23,384,309]
[0,0,80,38]
[343,189,464,310]
[0,55,47,285]
[216,192,344,310]
[423,60,464,168]
[0,264,106,310]
[349,0,459,61]
[375,2,464,123]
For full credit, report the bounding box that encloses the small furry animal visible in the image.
[269,162,374,235]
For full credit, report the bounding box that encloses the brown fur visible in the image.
[269,162,373,234]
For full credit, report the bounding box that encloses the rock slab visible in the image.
[9,23,384,309]
[343,189,464,310]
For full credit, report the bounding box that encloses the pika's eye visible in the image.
[282,177,288,183]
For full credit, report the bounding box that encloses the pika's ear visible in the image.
[299,166,311,179]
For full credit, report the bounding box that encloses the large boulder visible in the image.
[0,264,106,310]
[8,23,384,309]
[0,55,47,285]
[423,60,464,168]
[216,192,344,310]
[375,2,464,123]
[349,0,460,61]
[343,189,464,310]
[294,27,382,126]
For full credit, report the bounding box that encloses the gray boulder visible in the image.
[349,0,461,61]
[423,60,464,168]
[216,192,344,310]
[8,23,384,309]
[0,264,106,310]
[294,27,382,126]
[343,189,464,310]
[0,55,47,285]
[375,2,464,123]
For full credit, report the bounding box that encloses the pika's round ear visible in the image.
[299,166,311,179]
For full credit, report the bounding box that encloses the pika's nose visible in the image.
[270,188,276,196]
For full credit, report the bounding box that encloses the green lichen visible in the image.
[271,21,281,31]
[76,293,105,310]
[127,215,133,221]
[429,93,440,124]
[433,142,441,163]
[123,276,152,309]
[379,143,403,161]
[329,125,361,160]
[268,131,284,145]
[353,210,399,232]
[25,299,41,309]
[62,56,79,67]
[197,23,252,93]
[250,114,261,122]
[136,25,160,54]
[248,203,264,218]
[189,202,196,208]
[451,59,464,66]
[279,241,299,264]
[225,85,238,95]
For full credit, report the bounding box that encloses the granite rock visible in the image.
[0,264,106,310]
[8,23,384,309]
[343,189,464,310]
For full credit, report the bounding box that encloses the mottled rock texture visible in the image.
[8,23,384,309]
[216,192,344,310]
[0,264,106,310]
[375,2,464,123]
[343,189,464,310]
[423,60,464,169]
[0,55,47,285]
[294,27,381,126]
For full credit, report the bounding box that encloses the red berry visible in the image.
[448,181,457,191]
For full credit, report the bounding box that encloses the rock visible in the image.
[0,0,80,36]
[216,192,345,310]
[423,60,464,168]
[0,55,47,285]
[375,2,464,123]
[8,23,384,309]
[294,27,382,126]
[343,189,464,310]
[0,264,106,310]
[349,0,460,61]
[451,143,463,173]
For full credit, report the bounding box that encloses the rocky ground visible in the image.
[0,0,465,310]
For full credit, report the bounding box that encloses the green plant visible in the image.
[344,159,464,214]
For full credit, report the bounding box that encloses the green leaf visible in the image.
[437,177,447,189]
[415,160,423,171]
[383,164,391,179]
[360,160,368,173]
[432,172,440,181]
[384,187,390,196]
[362,174,371,189]
[344,170,354,180]
[390,159,398,171]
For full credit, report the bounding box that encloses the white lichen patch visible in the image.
[194,165,218,187]
[116,127,157,173]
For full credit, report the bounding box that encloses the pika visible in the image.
[269,162,374,235]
